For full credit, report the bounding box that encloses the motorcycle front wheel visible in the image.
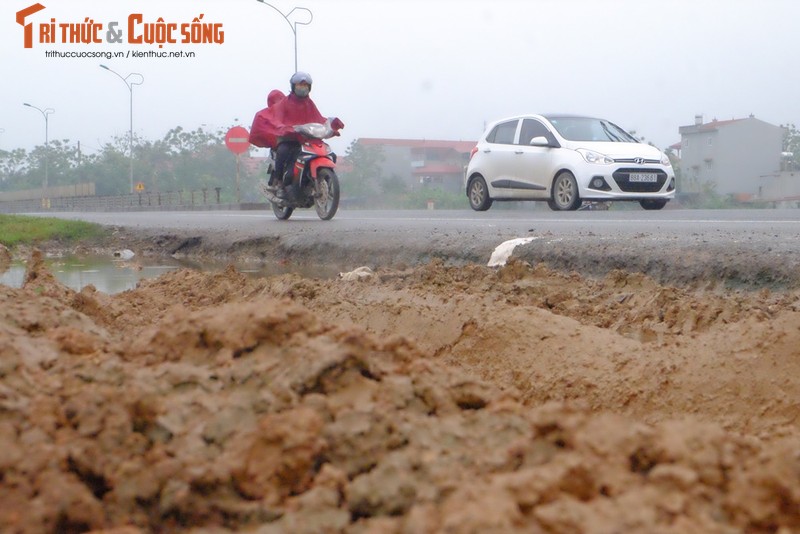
[314,168,340,220]
[272,202,294,220]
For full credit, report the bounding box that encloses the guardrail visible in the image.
[0,188,266,213]
[0,182,96,202]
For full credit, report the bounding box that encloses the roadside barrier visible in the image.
[0,188,266,213]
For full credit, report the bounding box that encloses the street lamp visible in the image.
[23,103,55,203]
[254,0,313,71]
[100,64,144,194]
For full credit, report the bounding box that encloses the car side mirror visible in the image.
[529,136,550,147]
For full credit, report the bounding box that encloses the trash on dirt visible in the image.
[113,249,135,260]
[578,201,611,211]
[487,237,538,267]
[339,266,375,281]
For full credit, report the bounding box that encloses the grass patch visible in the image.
[0,214,107,248]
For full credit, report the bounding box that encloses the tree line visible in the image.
[3,122,798,206]
[0,128,470,208]
[783,124,800,169]
[0,126,266,202]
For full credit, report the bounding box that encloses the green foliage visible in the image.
[339,140,385,199]
[380,174,408,196]
[0,148,29,186]
[781,123,799,169]
[691,194,738,209]
[664,147,683,188]
[678,189,763,209]
[338,140,470,209]
[398,187,469,209]
[0,125,263,201]
[0,214,107,247]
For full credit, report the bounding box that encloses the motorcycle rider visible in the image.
[268,72,344,198]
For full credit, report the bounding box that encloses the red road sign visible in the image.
[225,126,250,154]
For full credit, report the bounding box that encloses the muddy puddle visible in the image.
[0,253,343,293]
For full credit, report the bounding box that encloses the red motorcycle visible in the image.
[260,120,340,221]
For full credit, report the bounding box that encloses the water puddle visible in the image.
[0,255,190,294]
[0,255,345,294]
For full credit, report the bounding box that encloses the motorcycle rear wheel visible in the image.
[272,202,294,220]
[314,168,340,220]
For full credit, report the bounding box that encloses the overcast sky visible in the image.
[2,0,799,158]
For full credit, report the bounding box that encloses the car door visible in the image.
[507,118,556,198]
[477,119,520,194]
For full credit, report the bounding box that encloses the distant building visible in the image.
[677,114,786,200]
[356,138,477,193]
[755,150,800,206]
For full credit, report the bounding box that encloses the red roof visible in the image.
[695,118,743,131]
[358,137,477,153]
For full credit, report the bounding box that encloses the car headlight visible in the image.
[660,153,672,167]
[576,148,614,165]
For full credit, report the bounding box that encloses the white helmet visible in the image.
[290,71,313,90]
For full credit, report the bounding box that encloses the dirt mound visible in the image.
[0,244,10,274]
[1,255,799,532]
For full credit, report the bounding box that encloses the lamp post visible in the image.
[100,64,144,194]
[23,103,54,204]
[254,0,313,71]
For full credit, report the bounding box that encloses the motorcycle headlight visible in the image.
[576,148,614,165]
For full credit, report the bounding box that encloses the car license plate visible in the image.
[629,173,657,183]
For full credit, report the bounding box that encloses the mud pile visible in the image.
[1,252,799,533]
[0,244,10,273]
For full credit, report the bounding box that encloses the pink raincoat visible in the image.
[249,90,343,148]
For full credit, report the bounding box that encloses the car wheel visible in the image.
[549,171,580,211]
[467,175,493,211]
[639,199,668,210]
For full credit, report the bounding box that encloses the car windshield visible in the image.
[545,116,639,143]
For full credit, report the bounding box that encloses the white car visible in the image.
[465,114,675,211]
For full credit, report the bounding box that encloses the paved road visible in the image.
[27,208,800,289]
[27,207,800,236]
